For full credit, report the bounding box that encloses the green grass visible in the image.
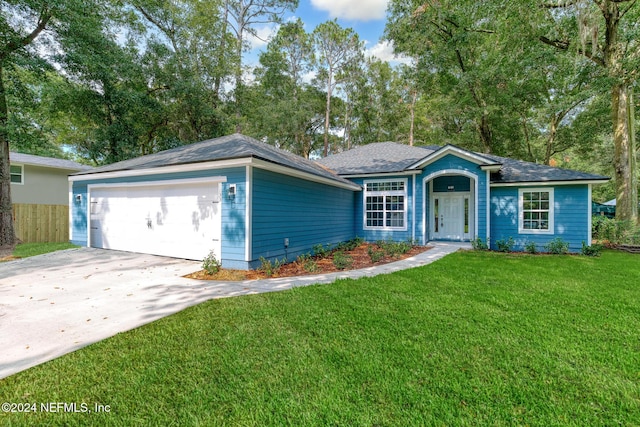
[9,242,79,258]
[1,250,639,425]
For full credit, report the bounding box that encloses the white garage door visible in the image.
[89,179,222,261]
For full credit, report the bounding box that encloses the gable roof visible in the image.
[72,133,360,190]
[317,142,609,184]
[316,142,436,175]
[10,152,92,172]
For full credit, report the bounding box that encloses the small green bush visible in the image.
[332,251,353,270]
[545,237,569,254]
[202,250,222,275]
[581,241,603,257]
[367,245,385,263]
[377,239,413,258]
[259,256,284,277]
[471,237,489,250]
[297,253,320,273]
[312,243,330,258]
[496,237,515,252]
[524,241,538,254]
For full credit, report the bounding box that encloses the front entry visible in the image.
[432,193,471,241]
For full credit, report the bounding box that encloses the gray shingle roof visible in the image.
[316,142,437,174]
[317,142,609,183]
[73,133,359,188]
[10,152,92,171]
[482,153,608,183]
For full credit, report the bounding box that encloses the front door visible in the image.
[432,193,470,241]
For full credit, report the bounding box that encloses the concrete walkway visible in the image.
[0,242,467,379]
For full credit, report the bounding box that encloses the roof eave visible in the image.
[491,178,610,187]
[409,144,503,170]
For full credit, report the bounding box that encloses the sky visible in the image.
[245,0,406,66]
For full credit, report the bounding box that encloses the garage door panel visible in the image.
[89,181,221,260]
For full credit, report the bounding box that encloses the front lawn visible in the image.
[1,250,639,425]
[5,242,79,260]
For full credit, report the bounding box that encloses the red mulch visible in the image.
[185,243,432,281]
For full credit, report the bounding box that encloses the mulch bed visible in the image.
[185,243,432,281]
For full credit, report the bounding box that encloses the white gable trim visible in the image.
[410,145,501,170]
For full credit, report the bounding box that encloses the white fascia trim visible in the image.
[340,170,421,179]
[486,170,491,243]
[87,176,226,190]
[412,174,416,242]
[409,146,501,170]
[250,158,361,191]
[587,184,593,246]
[422,169,480,239]
[68,181,73,242]
[491,180,609,187]
[245,165,252,262]
[69,158,251,182]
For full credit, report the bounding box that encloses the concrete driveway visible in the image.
[0,243,466,379]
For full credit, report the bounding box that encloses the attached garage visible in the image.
[69,134,360,269]
[88,178,223,261]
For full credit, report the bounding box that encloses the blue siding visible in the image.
[433,175,471,192]
[490,185,590,252]
[70,167,247,268]
[349,176,415,242]
[251,168,356,268]
[416,155,489,244]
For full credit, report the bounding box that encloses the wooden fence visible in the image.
[13,203,69,243]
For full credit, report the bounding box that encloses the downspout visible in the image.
[412,174,416,243]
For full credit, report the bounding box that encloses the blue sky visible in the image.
[245,0,405,65]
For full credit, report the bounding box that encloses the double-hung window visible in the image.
[519,188,554,233]
[10,164,23,184]
[364,179,407,230]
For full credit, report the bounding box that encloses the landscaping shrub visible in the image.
[332,251,353,270]
[545,237,569,254]
[377,239,413,258]
[259,256,284,277]
[312,243,331,258]
[524,241,538,254]
[471,237,489,250]
[367,245,385,263]
[496,237,515,252]
[202,250,221,275]
[581,241,603,257]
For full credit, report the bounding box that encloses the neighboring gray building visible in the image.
[10,152,92,243]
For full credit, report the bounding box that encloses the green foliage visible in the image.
[312,243,331,258]
[592,216,640,245]
[331,251,353,270]
[259,256,285,277]
[376,239,413,258]
[297,253,319,273]
[202,250,222,275]
[544,237,569,255]
[524,241,538,254]
[367,245,385,263]
[471,237,489,251]
[581,241,603,257]
[9,242,79,259]
[336,236,364,252]
[495,237,515,252]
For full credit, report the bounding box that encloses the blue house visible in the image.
[69,134,608,268]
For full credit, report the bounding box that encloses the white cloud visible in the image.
[365,40,413,65]
[311,0,388,21]
[246,24,279,50]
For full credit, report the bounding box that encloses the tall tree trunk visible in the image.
[323,72,332,157]
[0,65,15,247]
[612,83,638,223]
[408,88,417,146]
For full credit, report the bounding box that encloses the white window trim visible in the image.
[10,164,24,185]
[518,188,554,234]
[363,178,408,231]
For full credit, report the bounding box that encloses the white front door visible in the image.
[432,193,471,241]
[89,180,222,260]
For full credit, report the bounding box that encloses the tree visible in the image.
[538,0,639,223]
[223,0,298,132]
[313,19,363,156]
[0,0,100,246]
